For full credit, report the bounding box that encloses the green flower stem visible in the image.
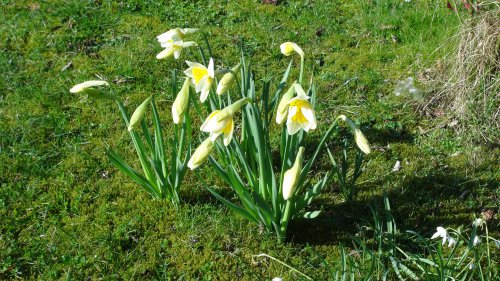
[299,55,304,84]
[280,199,293,240]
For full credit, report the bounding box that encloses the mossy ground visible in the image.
[1,0,498,279]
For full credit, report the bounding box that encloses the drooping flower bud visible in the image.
[216,63,241,95]
[188,137,215,170]
[70,80,117,100]
[338,115,371,154]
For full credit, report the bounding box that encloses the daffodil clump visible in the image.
[70,28,373,241]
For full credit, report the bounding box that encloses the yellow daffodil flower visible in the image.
[184,58,215,103]
[200,97,251,146]
[286,84,317,135]
[187,137,215,170]
[280,42,304,58]
[282,147,305,200]
[70,80,117,100]
[276,82,297,124]
[128,95,153,131]
[338,115,371,154]
[172,78,191,124]
[216,63,241,95]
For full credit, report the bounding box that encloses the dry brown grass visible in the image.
[422,6,499,144]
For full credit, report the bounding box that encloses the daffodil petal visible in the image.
[156,47,175,59]
[207,58,215,78]
[287,117,302,135]
[223,119,234,146]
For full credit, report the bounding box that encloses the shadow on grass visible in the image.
[286,166,497,245]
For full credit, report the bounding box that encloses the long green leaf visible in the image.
[205,186,258,224]
[106,149,160,198]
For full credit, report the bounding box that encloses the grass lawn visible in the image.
[1,0,498,279]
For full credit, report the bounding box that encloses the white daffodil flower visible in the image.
[156,28,198,44]
[286,84,317,135]
[447,236,456,247]
[200,97,251,146]
[184,58,215,103]
[216,63,240,95]
[188,137,215,170]
[201,110,233,146]
[172,78,191,124]
[282,147,305,200]
[276,82,297,124]
[128,95,152,131]
[280,42,304,58]
[156,28,197,60]
[431,226,448,245]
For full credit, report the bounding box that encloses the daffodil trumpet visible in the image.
[184,58,215,103]
[286,83,317,135]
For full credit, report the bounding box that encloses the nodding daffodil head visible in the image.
[200,97,251,146]
[338,115,371,154]
[431,226,448,246]
[156,28,198,60]
[184,58,215,103]
[70,80,117,100]
[128,95,153,131]
[282,147,305,200]
[286,84,317,135]
[280,42,304,58]
[216,63,241,95]
[201,110,234,146]
[188,137,215,170]
[172,78,191,124]
[276,82,297,124]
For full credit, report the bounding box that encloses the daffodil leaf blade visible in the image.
[205,186,258,224]
[106,149,160,198]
